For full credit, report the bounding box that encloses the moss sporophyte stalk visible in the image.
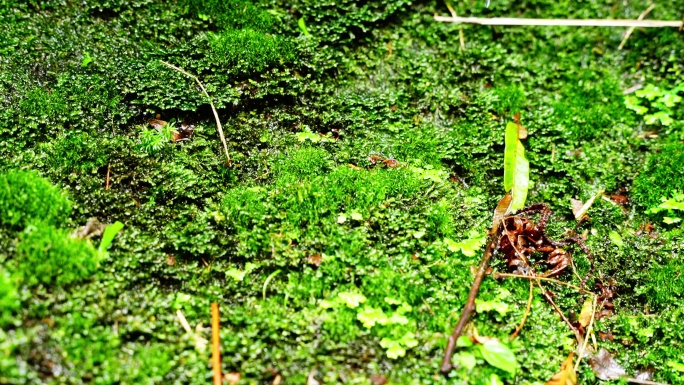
[1,0,683,383]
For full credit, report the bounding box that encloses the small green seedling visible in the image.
[646,193,684,224]
[625,83,684,126]
[99,221,124,253]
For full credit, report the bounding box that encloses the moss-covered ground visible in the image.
[1,0,683,383]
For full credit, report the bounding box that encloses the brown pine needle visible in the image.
[105,163,111,190]
[510,279,533,340]
[211,303,222,385]
[493,272,590,293]
[434,15,681,28]
[618,4,656,50]
[159,60,231,164]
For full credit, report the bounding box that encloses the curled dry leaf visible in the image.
[571,191,603,222]
[590,348,627,380]
[546,352,577,385]
[491,193,513,232]
[148,118,167,129]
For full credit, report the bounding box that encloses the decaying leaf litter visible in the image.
[0,0,683,384]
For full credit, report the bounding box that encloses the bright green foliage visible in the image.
[625,83,684,126]
[478,340,519,375]
[646,193,684,224]
[0,270,19,326]
[0,170,71,230]
[181,0,275,32]
[15,223,100,286]
[503,122,529,211]
[632,141,684,208]
[208,29,298,73]
[99,221,124,252]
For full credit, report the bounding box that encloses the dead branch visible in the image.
[434,15,682,28]
[159,60,231,164]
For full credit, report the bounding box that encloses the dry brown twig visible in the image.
[618,4,656,50]
[445,2,466,51]
[159,60,231,164]
[434,15,681,28]
[211,303,222,385]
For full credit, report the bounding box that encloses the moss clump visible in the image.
[632,141,684,208]
[209,29,298,73]
[0,270,19,326]
[15,223,100,286]
[182,0,275,32]
[0,170,71,230]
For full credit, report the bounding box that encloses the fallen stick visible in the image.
[211,303,222,385]
[434,15,682,28]
[618,4,656,50]
[160,60,231,165]
[440,228,500,373]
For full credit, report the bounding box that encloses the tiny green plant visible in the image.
[99,221,124,253]
[625,83,684,126]
[139,122,173,154]
[646,193,684,224]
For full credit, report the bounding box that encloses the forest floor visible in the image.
[1,0,683,384]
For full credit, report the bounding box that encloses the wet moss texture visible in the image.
[0,0,683,384]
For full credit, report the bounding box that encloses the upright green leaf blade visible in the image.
[99,221,124,252]
[478,340,518,374]
[503,122,529,211]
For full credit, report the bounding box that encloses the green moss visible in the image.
[0,170,71,230]
[0,270,19,326]
[632,141,684,208]
[181,0,275,32]
[15,223,100,286]
[209,29,298,73]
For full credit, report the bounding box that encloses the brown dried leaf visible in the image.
[491,193,513,232]
[570,199,584,218]
[225,372,241,385]
[578,297,594,328]
[382,159,400,168]
[514,112,528,139]
[370,374,388,385]
[166,254,176,266]
[306,254,322,267]
[610,195,628,205]
[589,348,627,380]
[546,352,577,385]
[272,374,282,385]
[148,119,167,129]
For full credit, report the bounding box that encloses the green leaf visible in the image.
[668,361,684,372]
[226,262,258,281]
[295,131,320,142]
[624,96,648,115]
[337,214,347,224]
[457,336,473,347]
[350,212,363,221]
[399,332,418,348]
[663,217,682,224]
[81,53,93,67]
[357,306,387,328]
[338,292,366,308]
[503,122,529,211]
[457,352,477,371]
[445,233,486,257]
[645,111,673,126]
[380,338,406,359]
[298,16,310,36]
[478,340,518,374]
[476,300,509,315]
[608,231,624,248]
[99,221,124,252]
